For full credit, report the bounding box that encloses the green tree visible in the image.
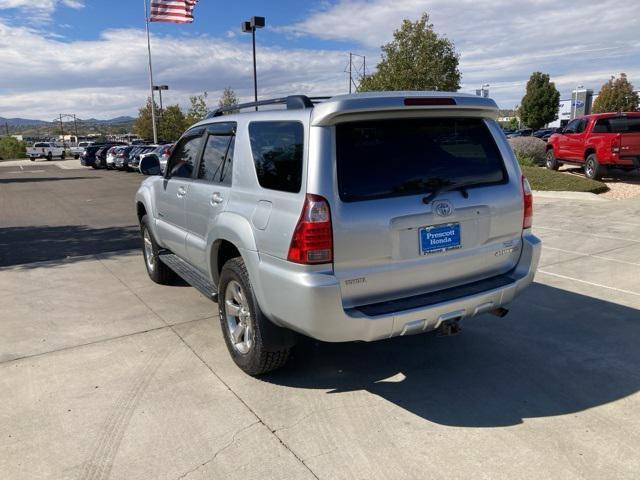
[218,87,239,114]
[359,13,460,92]
[519,72,560,130]
[0,136,26,159]
[593,73,639,113]
[185,92,209,126]
[158,105,187,142]
[133,97,160,141]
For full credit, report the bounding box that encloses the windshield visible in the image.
[336,117,507,202]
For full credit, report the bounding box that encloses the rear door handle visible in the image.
[211,192,224,205]
[177,186,187,198]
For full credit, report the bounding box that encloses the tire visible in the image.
[545,149,559,170]
[30,158,35,162]
[584,154,602,180]
[218,257,294,376]
[61,152,66,160]
[74,154,79,159]
[47,152,53,161]
[140,215,176,284]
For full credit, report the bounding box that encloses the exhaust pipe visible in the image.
[490,307,509,318]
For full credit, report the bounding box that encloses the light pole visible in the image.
[152,85,169,140]
[242,16,265,110]
[572,84,584,120]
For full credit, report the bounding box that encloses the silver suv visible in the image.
[135,92,541,375]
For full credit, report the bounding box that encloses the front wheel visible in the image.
[47,152,53,161]
[584,154,603,180]
[218,257,294,376]
[61,152,66,160]
[545,150,559,170]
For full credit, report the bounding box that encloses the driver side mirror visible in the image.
[140,154,161,176]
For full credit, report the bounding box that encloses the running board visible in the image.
[159,253,219,303]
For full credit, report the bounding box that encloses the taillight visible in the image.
[611,135,621,154]
[287,194,333,264]
[522,176,533,229]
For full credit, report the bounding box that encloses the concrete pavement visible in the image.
[1,163,640,479]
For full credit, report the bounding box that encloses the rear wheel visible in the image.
[30,158,35,162]
[584,154,603,180]
[47,152,53,161]
[545,149,559,170]
[61,152,66,160]
[140,215,176,284]
[218,257,294,376]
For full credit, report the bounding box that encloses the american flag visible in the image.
[149,0,199,24]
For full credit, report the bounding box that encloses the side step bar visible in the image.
[159,253,219,303]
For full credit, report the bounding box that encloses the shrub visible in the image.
[0,137,27,160]
[508,136,547,166]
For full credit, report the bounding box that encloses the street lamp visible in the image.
[152,85,169,111]
[242,16,265,111]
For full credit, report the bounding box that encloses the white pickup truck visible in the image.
[70,141,94,159]
[27,142,66,161]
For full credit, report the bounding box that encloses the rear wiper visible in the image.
[422,181,471,204]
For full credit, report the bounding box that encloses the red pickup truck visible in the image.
[546,112,640,179]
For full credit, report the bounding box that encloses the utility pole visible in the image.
[346,52,366,94]
[59,114,65,144]
[73,114,78,140]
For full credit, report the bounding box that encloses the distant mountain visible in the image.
[0,117,48,126]
[0,116,135,127]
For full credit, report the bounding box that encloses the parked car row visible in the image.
[80,142,174,173]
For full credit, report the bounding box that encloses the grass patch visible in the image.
[522,166,609,194]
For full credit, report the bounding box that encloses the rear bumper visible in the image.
[254,232,541,342]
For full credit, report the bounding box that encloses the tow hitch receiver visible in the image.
[437,320,461,337]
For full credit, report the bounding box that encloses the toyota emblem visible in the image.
[434,200,453,217]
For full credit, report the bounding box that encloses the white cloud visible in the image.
[282,0,640,106]
[1,1,639,119]
[0,0,84,24]
[0,20,347,119]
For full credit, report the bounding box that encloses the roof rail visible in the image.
[206,95,331,118]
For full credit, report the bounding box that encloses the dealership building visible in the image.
[549,87,640,128]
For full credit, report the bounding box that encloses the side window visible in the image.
[592,119,610,133]
[565,119,580,133]
[198,129,235,185]
[249,121,304,193]
[576,119,588,133]
[167,132,203,179]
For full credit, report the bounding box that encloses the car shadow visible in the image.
[0,176,99,184]
[0,225,141,268]
[263,282,640,428]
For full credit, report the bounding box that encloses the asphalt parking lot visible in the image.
[1,160,639,479]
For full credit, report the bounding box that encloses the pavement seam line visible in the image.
[0,324,172,366]
[96,255,319,478]
[538,270,640,297]
[170,326,321,480]
[535,226,640,244]
[543,246,640,267]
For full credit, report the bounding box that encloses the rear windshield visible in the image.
[336,118,506,202]
[593,117,640,133]
[34,143,49,147]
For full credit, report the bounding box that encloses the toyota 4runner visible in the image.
[135,92,541,375]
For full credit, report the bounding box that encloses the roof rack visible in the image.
[207,95,331,118]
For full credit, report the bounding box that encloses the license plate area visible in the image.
[419,223,461,255]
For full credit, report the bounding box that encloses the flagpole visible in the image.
[144,0,158,144]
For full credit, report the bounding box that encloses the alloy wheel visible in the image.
[224,280,254,354]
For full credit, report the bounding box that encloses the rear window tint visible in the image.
[593,117,640,133]
[336,118,507,202]
[34,143,49,147]
[249,121,303,193]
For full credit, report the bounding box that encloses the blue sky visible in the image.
[0,0,638,120]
